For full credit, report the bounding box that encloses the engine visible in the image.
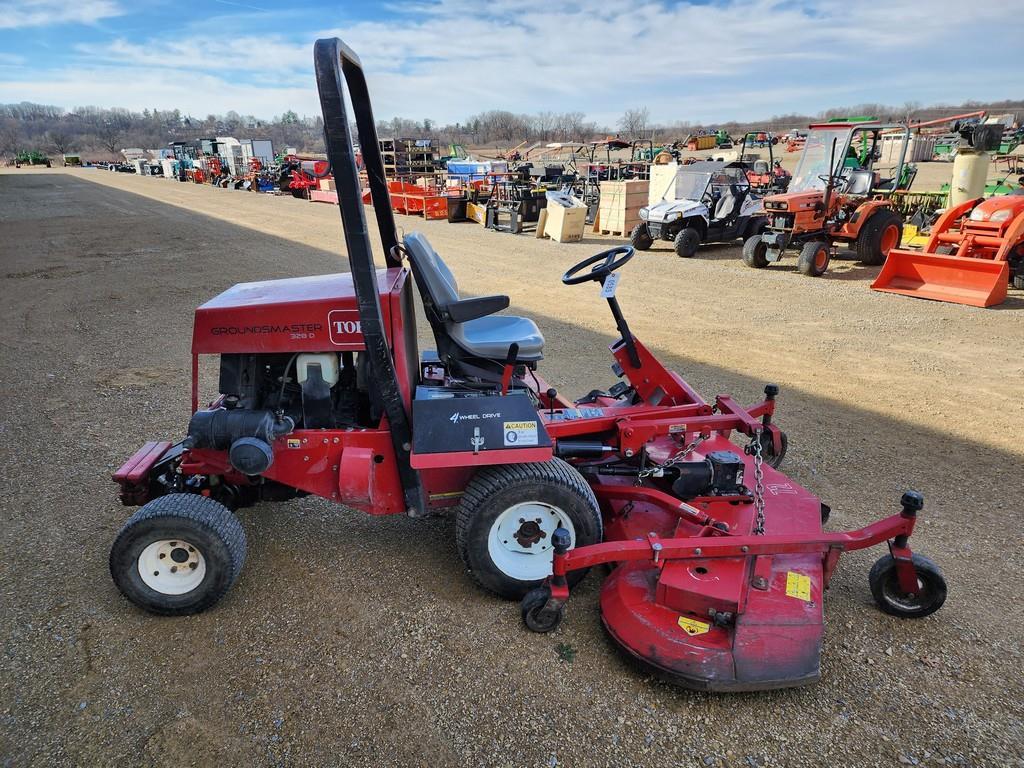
[185,351,372,475]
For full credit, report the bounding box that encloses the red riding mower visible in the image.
[109,39,947,692]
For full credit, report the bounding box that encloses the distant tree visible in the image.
[280,110,299,125]
[46,130,72,154]
[618,107,650,137]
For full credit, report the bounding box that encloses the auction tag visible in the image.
[600,272,620,298]
[677,616,710,636]
[785,571,811,601]
[503,420,538,446]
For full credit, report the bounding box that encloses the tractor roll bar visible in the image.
[313,37,426,516]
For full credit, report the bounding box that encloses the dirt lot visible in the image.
[1,168,1022,768]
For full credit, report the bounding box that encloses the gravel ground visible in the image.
[1,168,1022,767]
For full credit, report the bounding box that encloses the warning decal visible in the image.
[503,421,539,446]
[785,571,812,602]
[677,616,710,636]
[287,438,302,449]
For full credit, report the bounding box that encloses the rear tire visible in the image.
[673,227,701,257]
[798,240,831,276]
[743,235,769,268]
[630,223,653,251]
[856,209,903,265]
[109,494,247,616]
[456,459,602,600]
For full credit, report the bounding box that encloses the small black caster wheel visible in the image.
[521,586,564,633]
[869,553,947,618]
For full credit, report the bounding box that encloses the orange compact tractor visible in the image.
[742,120,912,276]
[872,191,1024,307]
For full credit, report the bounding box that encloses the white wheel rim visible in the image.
[487,502,576,582]
[137,539,206,595]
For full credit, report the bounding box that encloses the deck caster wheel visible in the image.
[109,494,247,616]
[869,553,947,618]
[521,586,564,633]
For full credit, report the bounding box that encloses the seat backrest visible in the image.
[844,169,874,195]
[753,160,769,174]
[405,231,460,309]
[715,187,737,219]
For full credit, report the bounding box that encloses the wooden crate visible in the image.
[545,203,587,242]
[648,163,679,205]
[598,179,648,236]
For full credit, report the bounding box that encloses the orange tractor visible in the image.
[872,192,1024,307]
[743,120,912,276]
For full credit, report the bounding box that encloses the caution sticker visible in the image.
[785,571,812,602]
[287,438,302,449]
[503,420,538,446]
[677,616,710,636]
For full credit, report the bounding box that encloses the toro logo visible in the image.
[328,309,363,345]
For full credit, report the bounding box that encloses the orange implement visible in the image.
[872,195,1024,308]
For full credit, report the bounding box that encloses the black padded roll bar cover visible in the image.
[313,38,399,268]
[313,37,426,516]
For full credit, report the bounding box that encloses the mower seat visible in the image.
[404,232,545,363]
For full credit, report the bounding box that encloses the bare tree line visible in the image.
[3,97,1021,161]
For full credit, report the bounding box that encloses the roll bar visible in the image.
[313,37,426,516]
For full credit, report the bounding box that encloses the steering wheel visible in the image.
[562,245,634,285]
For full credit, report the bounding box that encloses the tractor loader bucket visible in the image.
[871,248,1009,308]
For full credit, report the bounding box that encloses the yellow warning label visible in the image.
[677,616,710,636]
[286,438,302,449]
[785,571,811,602]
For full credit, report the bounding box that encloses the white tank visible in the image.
[296,353,340,387]
[949,150,990,207]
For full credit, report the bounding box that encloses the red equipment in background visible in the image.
[872,193,1024,307]
[108,37,947,692]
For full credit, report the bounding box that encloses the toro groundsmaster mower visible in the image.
[109,38,947,691]
[742,119,913,276]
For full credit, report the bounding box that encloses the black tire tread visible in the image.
[869,552,947,619]
[856,209,902,265]
[630,223,653,251]
[456,459,600,595]
[742,234,769,268]
[110,494,246,615]
[798,240,830,276]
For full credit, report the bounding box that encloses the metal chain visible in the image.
[751,429,766,535]
[637,433,707,480]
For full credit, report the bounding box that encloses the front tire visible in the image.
[630,223,653,251]
[742,235,769,268]
[797,240,831,276]
[110,494,247,615]
[856,209,903,265]
[673,227,701,257]
[869,553,947,618]
[456,460,602,600]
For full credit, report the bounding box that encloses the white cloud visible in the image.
[1,0,1017,124]
[0,0,124,29]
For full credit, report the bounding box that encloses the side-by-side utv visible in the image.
[631,161,765,257]
[108,38,947,692]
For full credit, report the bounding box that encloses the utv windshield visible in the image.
[790,127,853,193]
[657,170,711,201]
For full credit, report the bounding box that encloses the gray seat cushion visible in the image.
[450,315,545,360]
[405,232,545,361]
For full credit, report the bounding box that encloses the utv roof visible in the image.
[678,160,746,172]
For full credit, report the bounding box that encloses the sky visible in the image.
[0,0,1021,127]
